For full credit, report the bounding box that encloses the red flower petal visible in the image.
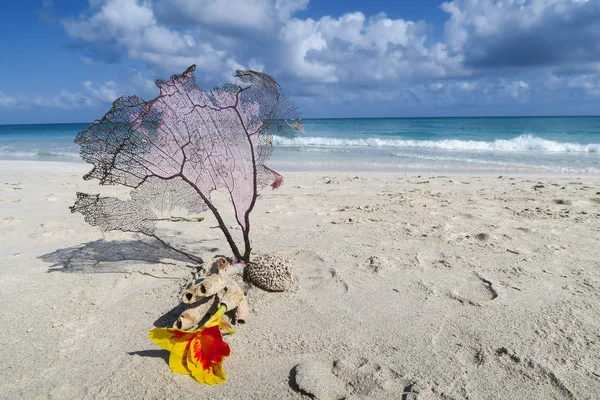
[190,326,231,370]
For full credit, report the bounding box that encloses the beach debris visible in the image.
[149,305,234,385]
[70,65,300,264]
[246,253,294,291]
[177,257,248,328]
[175,298,216,330]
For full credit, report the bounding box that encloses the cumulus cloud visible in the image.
[279,12,464,86]
[63,0,155,42]
[61,0,463,86]
[63,0,211,73]
[55,0,600,113]
[62,0,312,83]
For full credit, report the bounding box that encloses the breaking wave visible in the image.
[273,134,600,153]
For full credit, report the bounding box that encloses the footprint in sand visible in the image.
[363,255,412,274]
[417,255,500,306]
[494,348,575,399]
[292,250,349,297]
[416,258,498,307]
[335,356,404,397]
[453,346,576,399]
[447,272,498,306]
[292,356,408,399]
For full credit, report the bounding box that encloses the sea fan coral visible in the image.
[71,66,300,263]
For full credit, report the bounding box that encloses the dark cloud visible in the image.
[457,1,600,69]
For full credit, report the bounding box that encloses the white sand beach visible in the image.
[1,160,599,399]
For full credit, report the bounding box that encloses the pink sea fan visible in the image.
[71,66,300,263]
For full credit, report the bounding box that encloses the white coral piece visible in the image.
[175,257,247,329]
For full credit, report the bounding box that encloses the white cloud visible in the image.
[55,0,600,113]
[62,1,462,86]
[0,81,119,110]
[279,12,463,85]
[280,17,337,82]
[63,0,154,42]
[63,0,206,72]
[83,81,118,103]
[0,91,18,108]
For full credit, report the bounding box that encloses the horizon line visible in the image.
[1,114,600,127]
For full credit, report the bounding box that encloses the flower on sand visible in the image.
[148,305,234,385]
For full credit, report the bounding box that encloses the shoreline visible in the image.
[2,158,599,179]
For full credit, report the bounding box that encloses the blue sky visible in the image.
[1,0,600,124]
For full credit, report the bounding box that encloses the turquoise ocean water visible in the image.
[1,117,599,174]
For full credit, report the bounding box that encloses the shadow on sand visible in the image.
[153,302,190,328]
[127,349,170,364]
[40,238,211,273]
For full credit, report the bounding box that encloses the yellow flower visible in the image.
[149,305,234,385]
